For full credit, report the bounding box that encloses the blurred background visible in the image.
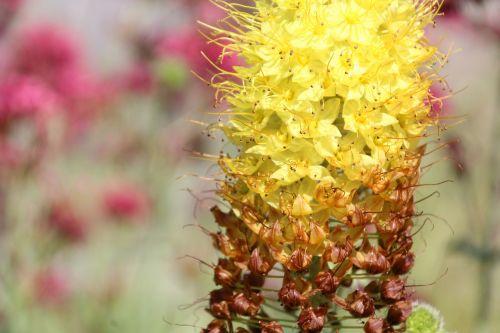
[0,0,498,332]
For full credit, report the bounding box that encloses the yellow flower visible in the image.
[203,0,444,261]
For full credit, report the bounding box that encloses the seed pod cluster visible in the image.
[196,0,447,332]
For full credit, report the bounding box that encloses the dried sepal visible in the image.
[260,321,284,333]
[297,307,327,333]
[346,290,375,318]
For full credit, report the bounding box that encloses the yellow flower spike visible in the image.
[202,0,445,264]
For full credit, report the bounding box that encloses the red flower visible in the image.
[0,75,57,126]
[34,268,69,305]
[103,184,150,221]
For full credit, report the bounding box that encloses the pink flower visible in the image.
[6,24,113,138]
[0,75,58,126]
[11,24,81,83]
[34,268,69,305]
[102,184,150,221]
[155,27,241,79]
[155,28,206,73]
[47,202,87,242]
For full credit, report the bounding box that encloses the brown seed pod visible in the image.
[314,270,341,295]
[214,258,241,287]
[209,288,233,320]
[242,272,265,289]
[210,232,231,256]
[210,287,233,304]
[230,291,263,317]
[286,248,312,272]
[324,238,353,263]
[387,300,412,325]
[376,214,407,234]
[346,290,375,318]
[342,205,373,227]
[380,278,406,302]
[278,282,306,308]
[351,242,390,274]
[260,321,284,333]
[298,307,327,333]
[363,317,394,333]
[210,301,231,320]
[248,248,273,275]
[391,252,415,275]
[202,319,228,333]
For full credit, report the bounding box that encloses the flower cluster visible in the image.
[0,24,110,171]
[198,0,447,332]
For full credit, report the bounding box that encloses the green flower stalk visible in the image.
[195,1,449,332]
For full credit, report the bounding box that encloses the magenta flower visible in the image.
[34,268,69,305]
[6,24,112,138]
[11,24,81,83]
[102,184,150,221]
[0,75,58,126]
[155,28,206,73]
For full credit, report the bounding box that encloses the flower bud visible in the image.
[248,248,273,275]
[297,307,327,333]
[230,292,263,317]
[260,321,284,333]
[391,252,415,275]
[346,290,375,318]
[351,248,390,274]
[286,248,312,272]
[209,301,231,320]
[209,288,233,320]
[278,282,305,308]
[380,278,406,302]
[324,238,353,263]
[214,258,241,287]
[242,272,265,289]
[387,300,412,325]
[314,271,341,295]
[363,317,394,333]
[202,320,228,333]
